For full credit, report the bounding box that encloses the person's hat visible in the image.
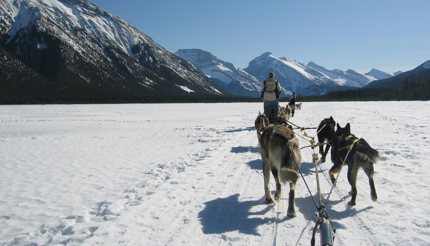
[269,72,274,78]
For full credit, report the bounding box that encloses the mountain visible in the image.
[177,50,394,97]
[323,60,430,100]
[365,68,393,81]
[244,52,347,96]
[306,62,372,87]
[366,60,430,89]
[176,49,236,85]
[244,53,396,96]
[0,0,224,103]
[175,49,261,97]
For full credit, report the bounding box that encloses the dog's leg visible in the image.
[263,159,274,204]
[322,144,331,163]
[318,136,324,159]
[287,182,296,217]
[328,163,342,184]
[257,132,262,146]
[347,164,360,206]
[363,161,378,202]
[272,167,282,201]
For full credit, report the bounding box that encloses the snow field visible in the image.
[0,102,429,245]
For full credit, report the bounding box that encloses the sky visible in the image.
[91,0,430,74]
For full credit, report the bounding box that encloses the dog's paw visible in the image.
[371,193,378,202]
[329,172,336,184]
[287,209,296,218]
[274,192,281,201]
[321,157,326,163]
[347,201,356,206]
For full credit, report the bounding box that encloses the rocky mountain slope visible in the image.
[177,49,394,97]
[176,49,261,97]
[0,0,224,103]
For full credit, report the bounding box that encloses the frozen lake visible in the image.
[0,102,429,245]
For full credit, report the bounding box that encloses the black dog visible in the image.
[317,116,336,163]
[330,123,379,206]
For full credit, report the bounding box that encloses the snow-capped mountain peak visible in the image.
[176,49,395,97]
[365,68,393,81]
[0,0,224,102]
[247,52,315,81]
[6,0,155,57]
[176,49,261,97]
[175,48,236,85]
[245,54,342,96]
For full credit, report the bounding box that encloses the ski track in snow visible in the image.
[0,102,429,245]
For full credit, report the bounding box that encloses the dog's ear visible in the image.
[345,123,351,133]
[336,123,340,129]
[330,116,334,121]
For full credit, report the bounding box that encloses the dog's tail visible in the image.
[279,136,302,184]
[280,167,300,184]
[357,138,380,163]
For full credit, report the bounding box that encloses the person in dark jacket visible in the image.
[261,72,281,123]
[288,92,296,117]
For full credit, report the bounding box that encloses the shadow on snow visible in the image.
[295,194,374,230]
[198,194,274,236]
[230,146,259,154]
[224,126,255,133]
[296,162,375,229]
[299,162,316,176]
[199,193,373,237]
[230,145,261,170]
[247,159,262,170]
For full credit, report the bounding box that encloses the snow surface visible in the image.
[279,57,315,80]
[0,102,429,245]
[176,85,195,93]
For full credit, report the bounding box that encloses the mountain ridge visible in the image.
[0,0,225,103]
[1,0,425,102]
[322,60,430,100]
[177,49,394,97]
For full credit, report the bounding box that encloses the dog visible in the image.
[278,105,293,124]
[255,112,270,144]
[317,116,336,163]
[259,124,302,217]
[295,102,302,110]
[330,123,379,206]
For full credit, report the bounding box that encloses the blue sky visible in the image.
[92,0,430,73]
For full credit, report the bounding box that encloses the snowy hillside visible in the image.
[245,52,340,96]
[1,102,429,245]
[176,49,261,97]
[176,49,396,97]
[245,53,396,95]
[0,0,223,102]
[365,69,393,81]
[366,60,430,90]
[176,49,237,85]
[307,62,372,87]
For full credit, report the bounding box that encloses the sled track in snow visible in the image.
[9,126,250,245]
[318,163,379,245]
[271,199,281,246]
[178,129,255,245]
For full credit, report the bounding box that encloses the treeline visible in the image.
[320,79,430,101]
